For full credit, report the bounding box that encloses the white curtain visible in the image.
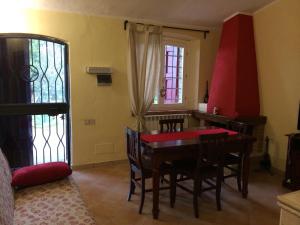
[127,23,162,131]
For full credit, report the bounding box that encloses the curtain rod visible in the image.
[123,20,209,39]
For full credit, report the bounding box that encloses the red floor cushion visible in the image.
[11,162,72,188]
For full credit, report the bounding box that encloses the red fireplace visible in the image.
[208,14,260,118]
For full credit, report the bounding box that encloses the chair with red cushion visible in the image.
[170,132,228,218]
[224,121,249,191]
[126,127,172,214]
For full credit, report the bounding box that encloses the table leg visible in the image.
[152,159,160,219]
[242,144,251,198]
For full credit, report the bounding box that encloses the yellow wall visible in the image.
[0,8,220,166]
[254,0,300,170]
[199,28,221,101]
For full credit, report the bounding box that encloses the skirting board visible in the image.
[72,159,128,170]
[72,156,285,176]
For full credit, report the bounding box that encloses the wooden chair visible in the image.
[224,121,249,191]
[170,133,228,218]
[126,127,172,214]
[159,118,184,183]
[159,118,184,132]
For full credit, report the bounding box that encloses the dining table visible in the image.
[141,126,256,219]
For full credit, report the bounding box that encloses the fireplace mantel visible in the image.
[192,110,267,155]
[192,111,267,126]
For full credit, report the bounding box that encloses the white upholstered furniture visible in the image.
[277,191,300,225]
[0,148,96,225]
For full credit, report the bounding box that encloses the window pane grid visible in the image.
[164,45,184,104]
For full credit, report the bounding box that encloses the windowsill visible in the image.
[145,109,194,116]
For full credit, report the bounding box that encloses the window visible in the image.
[164,44,184,104]
[152,36,200,110]
[153,39,187,107]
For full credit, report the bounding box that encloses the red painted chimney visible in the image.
[207,14,260,118]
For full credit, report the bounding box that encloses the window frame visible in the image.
[152,38,188,110]
[0,33,71,167]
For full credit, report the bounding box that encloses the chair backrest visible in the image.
[227,121,248,134]
[159,118,184,132]
[125,127,143,169]
[196,133,228,172]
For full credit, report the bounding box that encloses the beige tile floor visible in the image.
[73,161,289,225]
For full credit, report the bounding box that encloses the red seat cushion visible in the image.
[11,162,72,188]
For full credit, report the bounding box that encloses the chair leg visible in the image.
[222,167,225,182]
[216,174,222,211]
[237,163,242,192]
[161,175,165,184]
[139,176,146,214]
[198,179,202,197]
[170,171,176,208]
[193,178,200,218]
[127,170,135,201]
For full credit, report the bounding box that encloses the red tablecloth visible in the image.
[141,128,237,143]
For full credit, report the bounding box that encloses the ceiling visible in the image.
[22,0,275,28]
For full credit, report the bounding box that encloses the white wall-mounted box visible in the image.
[86,67,112,75]
[86,67,113,86]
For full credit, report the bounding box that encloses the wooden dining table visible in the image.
[141,126,256,219]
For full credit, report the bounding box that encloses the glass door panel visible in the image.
[0,34,70,168]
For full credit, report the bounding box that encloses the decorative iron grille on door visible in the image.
[0,34,70,168]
